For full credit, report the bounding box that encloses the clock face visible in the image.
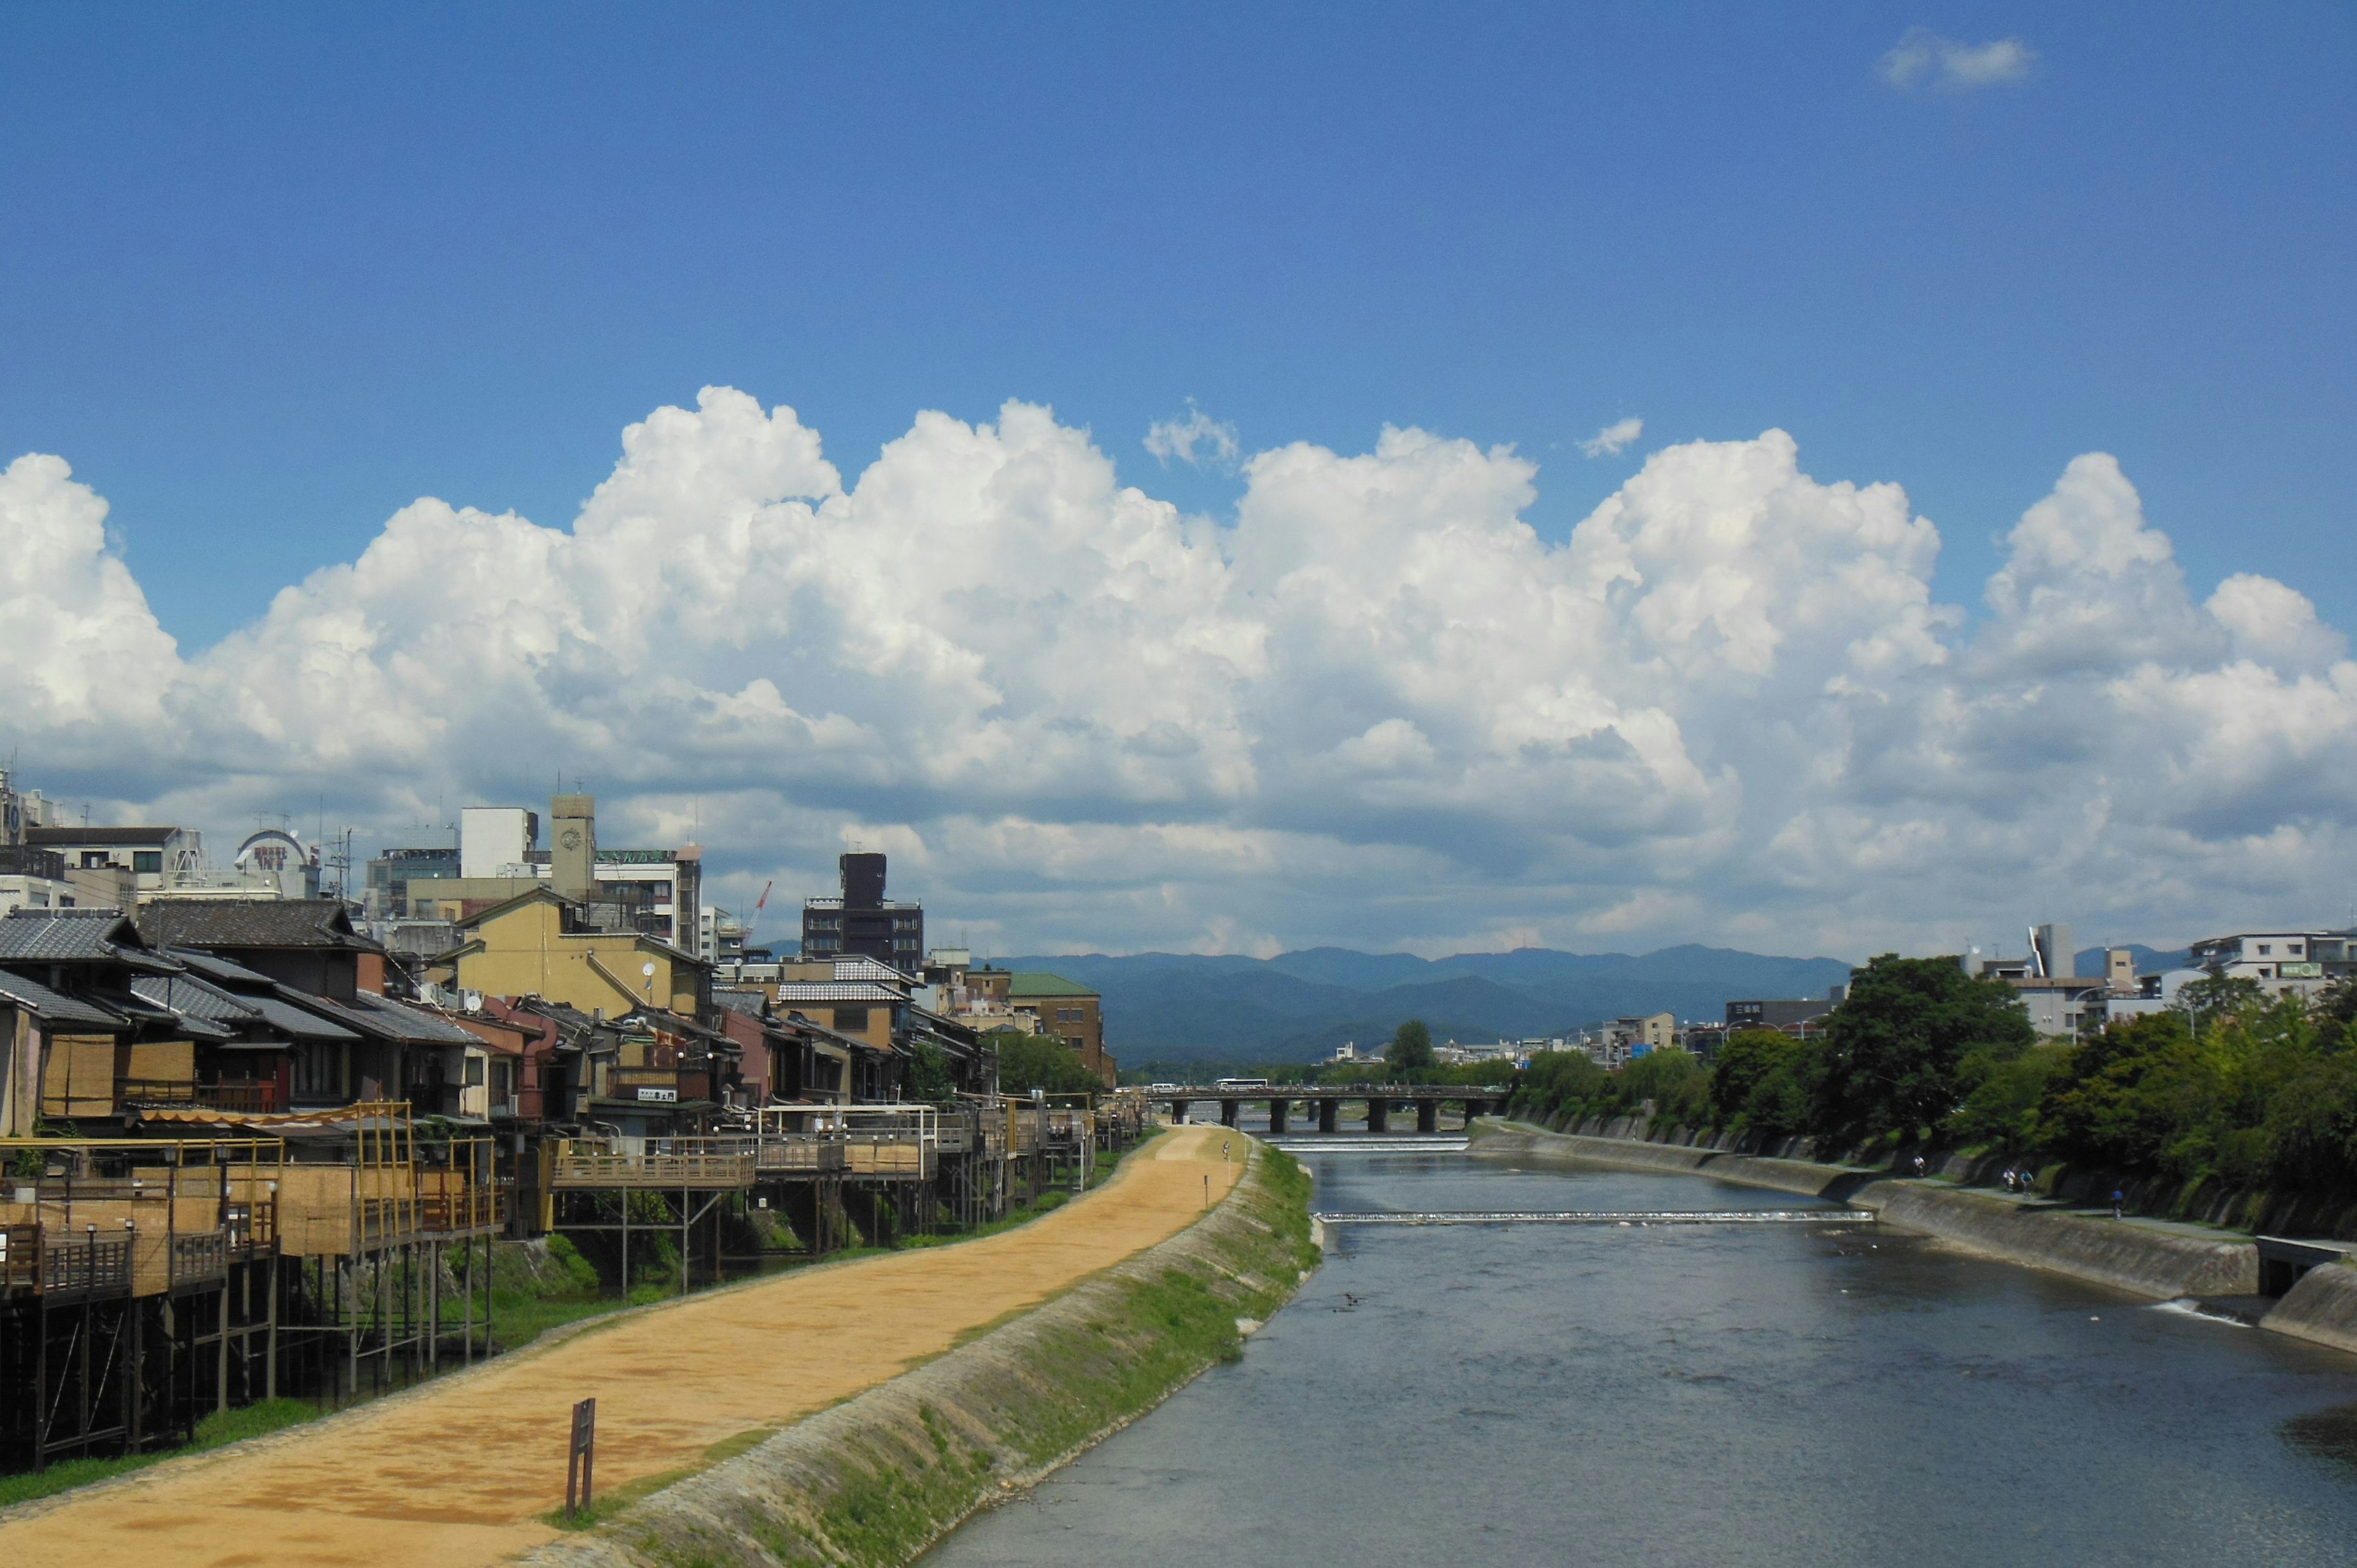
[560,828,583,849]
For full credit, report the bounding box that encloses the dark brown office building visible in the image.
[801,852,923,969]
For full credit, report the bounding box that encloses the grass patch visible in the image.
[0,1398,322,1511]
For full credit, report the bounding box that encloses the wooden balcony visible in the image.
[547,1141,755,1190]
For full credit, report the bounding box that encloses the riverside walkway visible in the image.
[0,1123,1244,1568]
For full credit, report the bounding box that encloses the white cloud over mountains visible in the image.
[4,388,2353,960]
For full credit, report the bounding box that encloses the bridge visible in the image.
[1164,1083,1511,1135]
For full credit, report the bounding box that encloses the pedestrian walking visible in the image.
[2111,1188,2125,1219]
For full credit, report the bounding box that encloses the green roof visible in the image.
[1006,971,1097,999]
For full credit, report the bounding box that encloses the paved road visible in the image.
[0,1124,1242,1568]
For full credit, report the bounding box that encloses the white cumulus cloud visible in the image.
[1579,417,1644,458]
[1144,400,1240,468]
[2,390,2350,960]
[1881,28,2037,90]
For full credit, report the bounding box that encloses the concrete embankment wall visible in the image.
[1473,1121,1868,1200]
[1475,1120,2259,1300]
[518,1145,1318,1568]
[2264,1262,2357,1356]
[1859,1181,2256,1298]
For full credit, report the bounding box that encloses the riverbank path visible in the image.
[0,1122,1245,1568]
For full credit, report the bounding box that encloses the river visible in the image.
[924,1145,2357,1567]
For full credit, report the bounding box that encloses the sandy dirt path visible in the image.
[0,1123,1245,1568]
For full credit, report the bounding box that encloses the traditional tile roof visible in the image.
[0,968,128,1028]
[137,900,379,953]
[241,992,362,1042]
[830,956,916,986]
[0,908,169,966]
[772,981,906,1003]
[131,972,267,1028]
[341,991,484,1046]
[159,946,281,987]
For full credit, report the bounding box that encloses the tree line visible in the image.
[1514,954,2357,1202]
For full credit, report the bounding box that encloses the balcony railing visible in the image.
[199,1079,282,1114]
[172,1232,226,1283]
[42,1232,131,1294]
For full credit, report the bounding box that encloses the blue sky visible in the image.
[7,4,2350,643]
[2,5,2353,958]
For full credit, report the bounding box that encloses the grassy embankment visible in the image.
[527,1142,1319,1568]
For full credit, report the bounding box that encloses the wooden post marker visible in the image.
[566,1397,597,1517]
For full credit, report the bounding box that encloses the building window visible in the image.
[833,1007,869,1033]
[132,851,162,875]
[294,1043,343,1101]
[2258,944,2272,956]
[464,1057,487,1087]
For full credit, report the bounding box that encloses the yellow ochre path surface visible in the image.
[0,1123,1245,1568]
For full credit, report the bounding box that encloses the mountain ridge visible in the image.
[993,943,1859,1065]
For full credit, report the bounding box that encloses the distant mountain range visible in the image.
[995,944,1859,1065]
[986,941,2204,1066]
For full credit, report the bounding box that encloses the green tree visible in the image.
[1387,1018,1435,1079]
[1619,1048,1710,1131]
[1709,1028,1814,1139]
[1948,1041,2076,1149]
[2037,1010,2196,1171]
[907,1039,958,1105]
[1511,1048,1611,1127]
[993,1031,1101,1096]
[2174,968,2267,1040]
[1809,955,2034,1148]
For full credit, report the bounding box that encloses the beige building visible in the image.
[446,886,711,1019]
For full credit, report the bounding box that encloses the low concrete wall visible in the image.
[2264,1262,2357,1356]
[1473,1121,1869,1200]
[1859,1181,2256,1299]
[519,1143,1318,1568]
[1474,1119,2258,1299]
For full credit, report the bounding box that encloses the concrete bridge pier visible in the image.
[1268,1098,1290,1134]
[1221,1099,1240,1127]
[1417,1100,1439,1134]
[1167,1099,1189,1124]
[1367,1097,1389,1134]
[1318,1099,1339,1134]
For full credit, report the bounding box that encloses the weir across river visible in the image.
[1167,1084,1509,1135]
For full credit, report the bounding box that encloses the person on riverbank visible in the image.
[2112,1188,2125,1219]
[2002,1168,2017,1194]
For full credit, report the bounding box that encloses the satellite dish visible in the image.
[641,962,657,978]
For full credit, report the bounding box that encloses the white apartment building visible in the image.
[2183,930,2355,1001]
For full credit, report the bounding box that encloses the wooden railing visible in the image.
[42,1233,131,1294]
[198,1079,282,1114]
[115,1078,197,1106]
[172,1232,227,1282]
[752,1136,848,1175]
[420,1188,506,1233]
[549,1149,755,1188]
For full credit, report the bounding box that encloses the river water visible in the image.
[924,1146,2357,1567]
